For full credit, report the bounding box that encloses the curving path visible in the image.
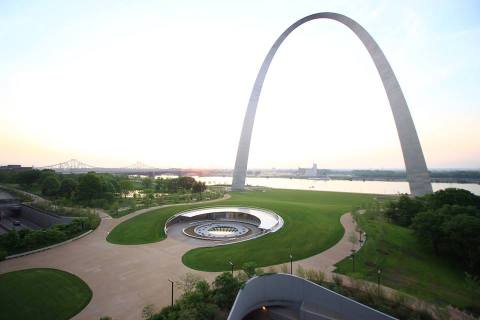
[274,212,362,273]
[0,195,363,320]
[0,196,229,320]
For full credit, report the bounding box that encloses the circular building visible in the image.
[165,207,283,244]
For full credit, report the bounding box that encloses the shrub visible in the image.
[242,262,257,278]
[305,269,325,284]
[0,249,7,261]
[212,272,242,311]
[332,274,343,286]
[176,273,203,293]
[295,265,305,278]
[254,267,265,276]
[142,304,155,320]
[385,194,424,226]
[41,175,61,196]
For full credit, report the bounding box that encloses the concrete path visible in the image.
[0,196,229,320]
[0,199,368,320]
[295,212,361,273]
[267,211,362,274]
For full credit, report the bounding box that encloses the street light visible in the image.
[168,279,174,306]
[228,261,234,276]
[350,249,356,272]
[289,254,293,274]
[377,269,381,296]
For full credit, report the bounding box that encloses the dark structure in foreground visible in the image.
[228,273,396,320]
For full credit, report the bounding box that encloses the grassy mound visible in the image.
[107,189,374,269]
[107,203,210,244]
[0,268,92,320]
[335,208,477,310]
[182,190,374,271]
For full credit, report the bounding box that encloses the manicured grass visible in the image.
[183,190,373,271]
[108,189,374,269]
[107,203,213,244]
[0,268,92,320]
[335,209,477,310]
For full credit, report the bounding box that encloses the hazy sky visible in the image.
[1,0,479,169]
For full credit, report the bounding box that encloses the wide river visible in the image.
[193,176,480,196]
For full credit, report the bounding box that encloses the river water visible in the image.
[193,176,480,196]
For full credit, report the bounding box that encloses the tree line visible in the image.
[385,188,480,274]
[0,169,207,208]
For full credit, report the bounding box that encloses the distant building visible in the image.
[0,165,33,172]
[298,163,318,177]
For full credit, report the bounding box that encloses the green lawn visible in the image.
[108,189,374,270]
[335,209,477,310]
[0,268,92,320]
[107,203,212,244]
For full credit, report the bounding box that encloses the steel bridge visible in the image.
[37,159,204,176]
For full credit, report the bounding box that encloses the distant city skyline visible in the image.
[1,1,479,169]
[2,160,478,172]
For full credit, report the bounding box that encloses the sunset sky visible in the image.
[1,0,479,169]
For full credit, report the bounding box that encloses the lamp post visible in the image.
[228,261,234,276]
[377,269,381,296]
[289,254,293,274]
[350,249,356,272]
[168,279,174,306]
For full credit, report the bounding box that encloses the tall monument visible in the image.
[232,12,433,197]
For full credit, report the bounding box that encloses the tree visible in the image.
[154,280,221,320]
[101,179,116,201]
[424,188,480,210]
[15,169,41,188]
[77,173,103,202]
[143,189,155,206]
[58,178,78,198]
[119,179,134,198]
[0,249,6,261]
[155,178,166,193]
[41,175,60,196]
[411,210,446,255]
[385,194,424,226]
[192,181,207,193]
[464,273,480,309]
[176,273,203,293]
[38,169,57,185]
[142,177,154,189]
[167,179,180,193]
[212,272,242,311]
[177,177,196,191]
[442,214,480,272]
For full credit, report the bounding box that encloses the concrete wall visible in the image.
[231,12,432,197]
[3,204,72,229]
[166,211,261,231]
[228,273,397,320]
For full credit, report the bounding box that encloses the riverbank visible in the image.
[196,176,480,195]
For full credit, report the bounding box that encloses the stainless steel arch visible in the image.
[232,12,432,196]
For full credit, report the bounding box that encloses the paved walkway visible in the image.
[2,199,444,320]
[0,196,229,320]
[290,212,361,273]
